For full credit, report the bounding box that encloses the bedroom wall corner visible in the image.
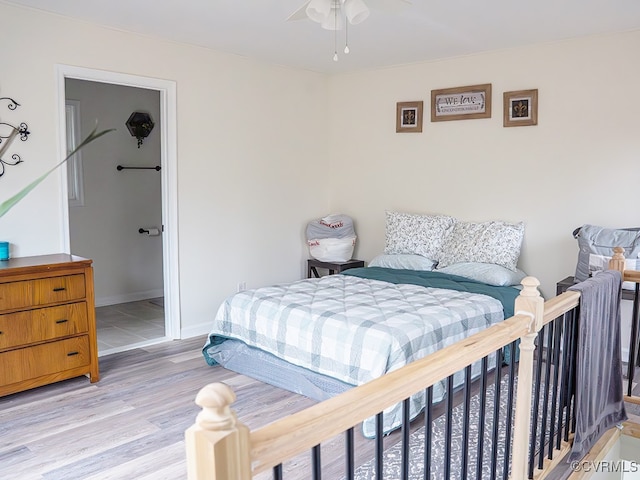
[326,29,640,298]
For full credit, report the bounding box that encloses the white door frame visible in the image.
[55,64,180,340]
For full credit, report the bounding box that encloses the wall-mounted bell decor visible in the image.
[0,97,30,178]
[126,111,154,148]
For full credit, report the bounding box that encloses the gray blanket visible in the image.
[567,270,627,461]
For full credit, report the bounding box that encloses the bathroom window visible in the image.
[65,100,85,207]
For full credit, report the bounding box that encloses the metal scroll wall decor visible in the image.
[0,97,30,178]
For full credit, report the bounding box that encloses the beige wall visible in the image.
[2,2,639,335]
[327,30,640,297]
[0,3,329,335]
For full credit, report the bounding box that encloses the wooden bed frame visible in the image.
[185,248,640,479]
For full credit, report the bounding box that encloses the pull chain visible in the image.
[344,17,350,54]
[333,5,339,61]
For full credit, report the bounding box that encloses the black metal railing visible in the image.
[269,348,524,480]
[528,307,578,478]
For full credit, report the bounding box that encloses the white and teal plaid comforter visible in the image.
[204,273,507,435]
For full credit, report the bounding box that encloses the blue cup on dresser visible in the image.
[0,242,9,261]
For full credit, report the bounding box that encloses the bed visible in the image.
[202,212,527,437]
[189,261,639,480]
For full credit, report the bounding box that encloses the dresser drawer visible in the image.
[0,274,86,311]
[0,335,91,387]
[0,303,89,350]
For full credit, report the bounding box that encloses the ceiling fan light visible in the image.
[344,0,369,24]
[320,6,344,30]
[306,0,331,23]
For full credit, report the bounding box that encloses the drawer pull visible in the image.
[53,287,66,292]
[67,351,79,357]
[56,319,69,324]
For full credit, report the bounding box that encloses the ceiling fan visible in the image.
[287,0,412,30]
[287,0,411,61]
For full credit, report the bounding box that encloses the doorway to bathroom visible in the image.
[57,65,180,356]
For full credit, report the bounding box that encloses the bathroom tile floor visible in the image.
[95,297,166,356]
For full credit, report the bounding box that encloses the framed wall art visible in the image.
[503,89,538,127]
[396,101,423,133]
[431,84,491,122]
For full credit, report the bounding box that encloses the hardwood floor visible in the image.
[2,336,639,480]
[0,337,314,480]
[0,335,428,480]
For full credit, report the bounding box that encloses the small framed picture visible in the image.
[503,89,538,127]
[396,101,423,133]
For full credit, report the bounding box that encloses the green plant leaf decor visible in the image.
[0,125,114,219]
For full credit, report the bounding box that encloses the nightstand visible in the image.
[556,276,576,295]
[307,259,365,278]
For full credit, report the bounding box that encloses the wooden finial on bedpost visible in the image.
[514,276,543,333]
[185,383,252,480]
[609,246,626,273]
[511,276,544,480]
[194,383,239,430]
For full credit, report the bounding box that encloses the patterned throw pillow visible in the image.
[437,220,525,271]
[384,211,457,260]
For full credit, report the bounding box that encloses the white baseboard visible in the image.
[95,289,164,307]
[98,336,172,357]
[181,322,212,341]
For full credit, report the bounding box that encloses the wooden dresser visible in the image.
[0,254,99,397]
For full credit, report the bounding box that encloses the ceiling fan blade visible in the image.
[306,0,333,23]
[286,1,312,21]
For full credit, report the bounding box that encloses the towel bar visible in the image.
[117,165,161,171]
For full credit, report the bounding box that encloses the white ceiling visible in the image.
[5,0,640,74]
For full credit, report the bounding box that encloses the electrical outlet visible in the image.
[237,281,246,292]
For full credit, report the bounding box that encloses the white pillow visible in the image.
[384,211,456,259]
[437,220,525,271]
[437,262,527,286]
[369,254,436,271]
